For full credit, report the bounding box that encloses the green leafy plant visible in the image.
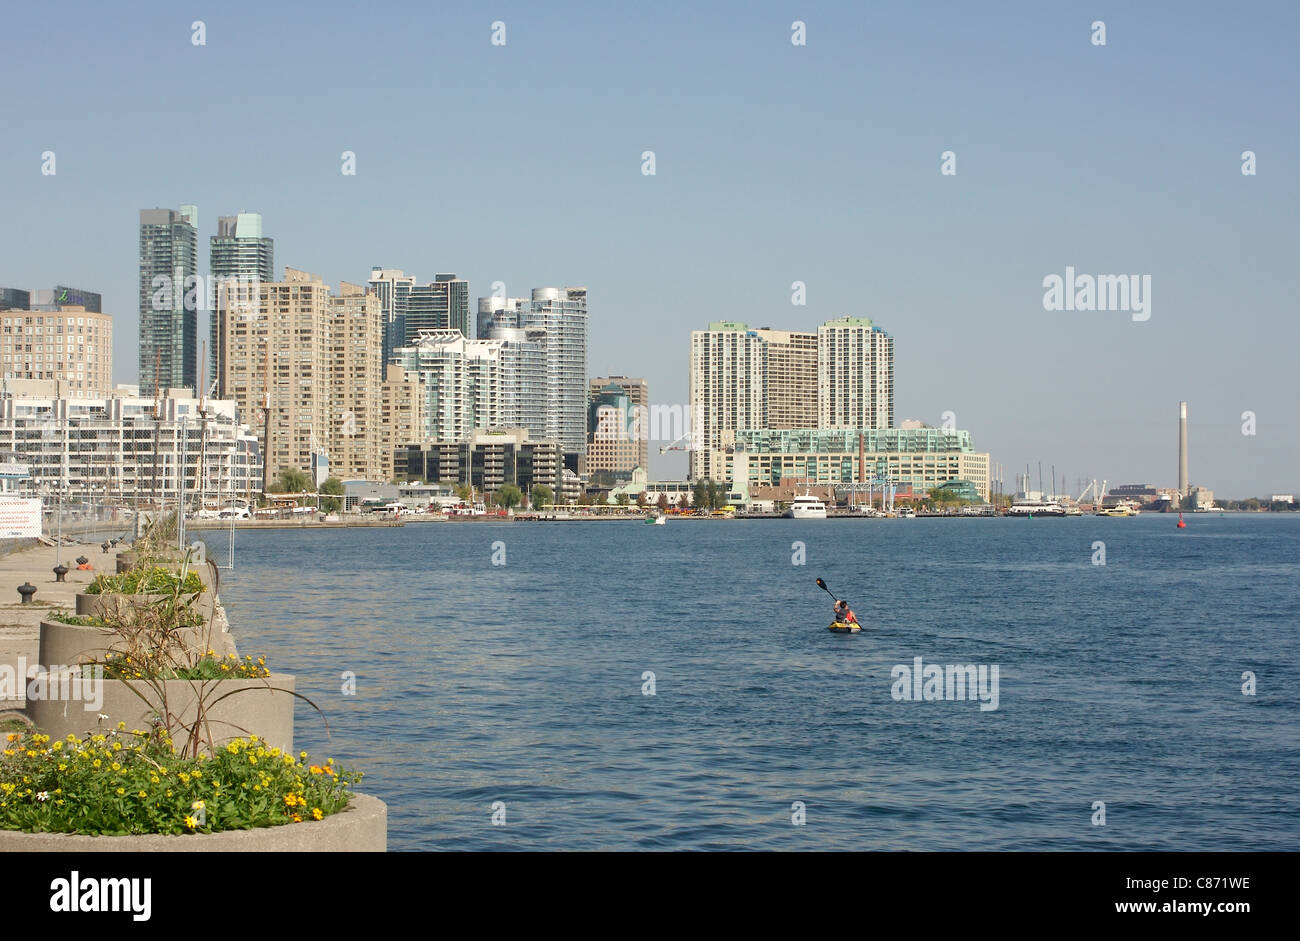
[86,566,203,596]
[0,727,359,836]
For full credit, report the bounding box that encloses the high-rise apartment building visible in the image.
[219,268,385,487]
[817,316,894,429]
[139,206,198,396]
[406,275,469,341]
[1,306,113,396]
[210,212,274,395]
[478,288,588,463]
[391,330,504,442]
[689,322,800,481]
[487,323,547,441]
[690,318,895,480]
[588,376,649,479]
[329,283,384,481]
[368,268,416,376]
[761,329,818,428]
[379,365,426,480]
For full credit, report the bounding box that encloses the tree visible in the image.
[319,476,345,513]
[636,491,648,508]
[497,484,522,510]
[531,484,554,508]
[455,483,474,503]
[275,467,312,494]
[657,493,670,512]
[677,493,688,509]
[615,492,630,506]
[693,479,709,509]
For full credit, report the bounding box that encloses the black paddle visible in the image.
[817,578,859,629]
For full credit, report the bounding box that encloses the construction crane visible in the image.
[658,427,695,455]
[1076,479,1107,509]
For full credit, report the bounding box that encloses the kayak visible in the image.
[827,621,861,633]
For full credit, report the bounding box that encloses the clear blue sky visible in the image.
[2,0,1296,495]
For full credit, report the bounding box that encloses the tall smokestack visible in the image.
[1178,401,1189,497]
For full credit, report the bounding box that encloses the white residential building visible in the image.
[0,384,262,505]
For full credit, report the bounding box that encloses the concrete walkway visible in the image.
[0,541,235,712]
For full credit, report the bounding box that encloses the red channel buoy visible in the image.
[1177,512,1186,529]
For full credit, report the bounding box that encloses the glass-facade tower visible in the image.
[210,212,273,396]
[139,205,198,396]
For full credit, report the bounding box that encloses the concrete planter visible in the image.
[75,591,200,619]
[38,619,122,667]
[0,792,386,852]
[25,673,295,754]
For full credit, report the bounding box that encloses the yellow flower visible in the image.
[284,794,298,807]
[4,733,17,742]
[92,759,102,768]
[58,764,67,772]
[138,791,147,798]
[115,787,125,796]
[111,762,121,771]
[311,807,323,821]
[191,800,205,810]
[248,756,257,765]
[292,814,302,823]
[112,741,122,751]
[184,815,197,829]
[116,721,126,731]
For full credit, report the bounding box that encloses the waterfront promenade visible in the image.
[0,540,231,712]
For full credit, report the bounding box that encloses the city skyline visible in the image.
[2,1,1296,494]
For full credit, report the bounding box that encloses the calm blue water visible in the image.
[201,515,1300,851]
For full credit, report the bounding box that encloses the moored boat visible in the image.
[786,493,828,519]
[1007,500,1067,517]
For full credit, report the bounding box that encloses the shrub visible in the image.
[86,566,203,596]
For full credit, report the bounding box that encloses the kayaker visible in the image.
[834,600,858,625]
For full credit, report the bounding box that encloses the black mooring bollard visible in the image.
[53,564,69,582]
[17,583,36,604]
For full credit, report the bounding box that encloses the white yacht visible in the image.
[786,493,828,519]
